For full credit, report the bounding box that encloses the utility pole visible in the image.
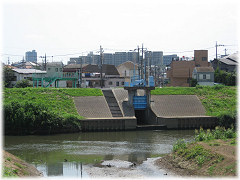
[137,46,140,80]
[100,45,103,88]
[79,56,82,88]
[44,53,47,71]
[215,41,224,60]
[224,48,227,56]
[141,44,144,79]
[149,52,152,76]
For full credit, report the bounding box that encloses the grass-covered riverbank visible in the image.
[152,85,237,126]
[3,151,42,177]
[3,88,102,135]
[155,127,237,177]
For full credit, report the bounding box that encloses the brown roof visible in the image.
[64,64,88,69]
[195,67,214,72]
[82,64,119,75]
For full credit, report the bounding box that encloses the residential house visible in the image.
[211,52,238,72]
[117,61,139,83]
[63,64,87,87]
[167,50,211,87]
[82,64,125,88]
[11,69,46,87]
[192,67,214,86]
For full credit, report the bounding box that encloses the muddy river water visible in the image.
[4,130,194,178]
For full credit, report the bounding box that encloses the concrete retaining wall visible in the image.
[156,116,217,129]
[80,117,137,132]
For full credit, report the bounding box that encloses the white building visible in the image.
[11,69,46,87]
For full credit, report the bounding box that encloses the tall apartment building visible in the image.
[103,53,114,65]
[127,52,138,63]
[68,52,100,65]
[114,52,128,66]
[68,50,163,66]
[163,54,179,66]
[145,51,163,66]
[25,50,37,63]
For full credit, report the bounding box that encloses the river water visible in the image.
[4,130,194,178]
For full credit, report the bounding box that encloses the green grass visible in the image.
[14,162,23,169]
[151,86,236,117]
[3,88,103,135]
[173,127,236,168]
[195,127,236,142]
[4,88,102,116]
[173,141,214,167]
[3,166,18,177]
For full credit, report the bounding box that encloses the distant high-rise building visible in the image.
[68,50,164,67]
[25,50,37,63]
[127,52,138,63]
[163,54,179,66]
[103,53,114,65]
[114,52,128,66]
[145,51,163,66]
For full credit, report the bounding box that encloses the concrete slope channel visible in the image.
[73,89,216,132]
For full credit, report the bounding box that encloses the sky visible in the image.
[1,0,239,65]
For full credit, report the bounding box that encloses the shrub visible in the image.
[217,111,236,128]
[194,126,236,142]
[14,79,32,88]
[190,78,198,87]
[173,139,186,152]
[4,101,81,135]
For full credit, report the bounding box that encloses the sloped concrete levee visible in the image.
[150,95,217,129]
[73,90,136,132]
[74,89,217,131]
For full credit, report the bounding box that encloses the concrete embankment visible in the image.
[74,89,217,132]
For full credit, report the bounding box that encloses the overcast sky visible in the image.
[1,0,239,64]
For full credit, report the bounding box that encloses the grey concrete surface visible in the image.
[113,89,135,117]
[151,95,206,117]
[74,96,112,118]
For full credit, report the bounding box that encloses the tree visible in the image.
[214,67,236,86]
[190,78,198,87]
[14,79,32,88]
[3,66,15,87]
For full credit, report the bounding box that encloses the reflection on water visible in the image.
[4,130,194,177]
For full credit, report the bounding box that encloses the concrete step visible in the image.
[102,89,123,117]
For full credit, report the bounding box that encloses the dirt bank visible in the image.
[3,151,42,177]
[154,139,237,177]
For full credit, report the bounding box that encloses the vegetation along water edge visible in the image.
[3,88,102,135]
[155,126,237,177]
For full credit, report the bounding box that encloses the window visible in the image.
[202,57,207,61]
[206,74,210,79]
[116,82,119,86]
[121,82,125,85]
[48,68,51,71]
[55,68,58,72]
[203,74,206,79]
[59,68,62,72]
[109,81,113,85]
